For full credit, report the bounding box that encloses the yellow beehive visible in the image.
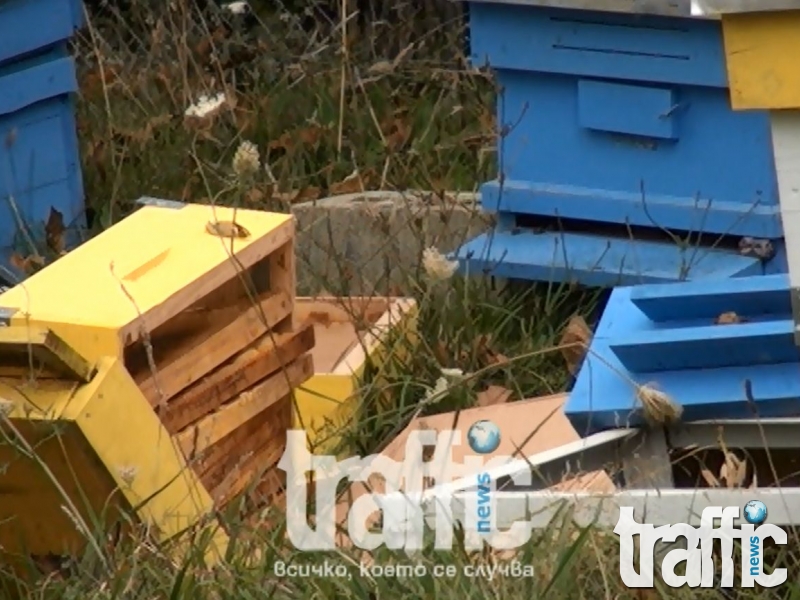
[291,296,417,455]
[0,344,226,563]
[0,201,314,563]
[720,10,800,110]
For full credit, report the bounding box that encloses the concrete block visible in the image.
[291,191,492,295]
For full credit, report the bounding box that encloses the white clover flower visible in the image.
[224,1,250,15]
[440,367,465,380]
[422,246,458,281]
[184,92,227,118]
[232,140,261,178]
[424,376,449,405]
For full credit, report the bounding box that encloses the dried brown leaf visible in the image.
[45,208,66,254]
[10,252,45,275]
[272,187,321,204]
[560,315,592,375]
[330,170,365,196]
[716,311,743,325]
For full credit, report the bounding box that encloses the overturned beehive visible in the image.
[0,201,314,562]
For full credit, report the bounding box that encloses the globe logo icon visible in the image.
[467,420,501,454]
[744,500,768,525]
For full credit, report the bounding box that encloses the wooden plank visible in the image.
[177,354,313,458]
[160,323,315,433]
[577,79,678,140]
[116,207,295,346]
[0,326,94,382]
[269,241,296,330]
[610,321,797,372]
[722,10,800,110]
[210,434,286,508]
[135,290,293,405]
[195,398,291,488]
[332,298,416,375]
[295,296,393,327]
[629,274,790,322]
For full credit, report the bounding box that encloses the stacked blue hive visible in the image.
[0,0,86,281]
[456,2,800,431]
[456,2,786,285]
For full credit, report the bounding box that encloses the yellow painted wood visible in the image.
[0,355,227,561]
[0,204,294,363]
[292,297,418,456]
[0,325,94,381]
[721,11,800,110]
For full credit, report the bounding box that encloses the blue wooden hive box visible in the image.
[0,0,85,281]
[456,0,786,285]
[565,274,800,435]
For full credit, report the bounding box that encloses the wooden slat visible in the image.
[195,398,291,487]
[0,326,94,382]
[160,323,315,433]
[212,443,285,509]
[136,290,293,405]
[295,296,393,327]
[177,354,313,459]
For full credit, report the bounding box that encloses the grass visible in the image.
[1,0,798,598]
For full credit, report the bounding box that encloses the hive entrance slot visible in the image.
[513,213,743,251]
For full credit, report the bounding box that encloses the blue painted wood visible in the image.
[453,229,763,287]
[479,181,780,240]
[0,49,85,268]
[470,4,729,88]
[461,2,782,287]
[610,321,798,371]
[629,274,791,321]
[0,0,84,66]
[577,80,678,140]
[486,67,780,238]
[565,280,800,435]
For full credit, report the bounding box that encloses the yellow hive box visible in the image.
[721,10,800,110]
[292,296,417,455]
[0,202,295,364]
[0,332,226,563]
[0,201,301,563]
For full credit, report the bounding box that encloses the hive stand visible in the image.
[420,1,800,539]
[453,0,787,286]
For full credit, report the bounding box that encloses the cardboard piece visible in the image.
[332,392,615,544]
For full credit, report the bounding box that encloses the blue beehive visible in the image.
[565,274,800,435]
[0,0,85,280]
[455,1,785,285]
